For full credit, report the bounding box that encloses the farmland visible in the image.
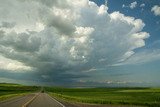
[0,83,39,101]
[1,83,160,107]
[46,87,160,107]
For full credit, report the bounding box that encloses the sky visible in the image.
[0,0,160,87]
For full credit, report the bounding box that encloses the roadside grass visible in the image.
[46,87,160,107]
[0,93,29,101]
[0,83,40,101]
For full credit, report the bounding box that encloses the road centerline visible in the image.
[22,93,39,107]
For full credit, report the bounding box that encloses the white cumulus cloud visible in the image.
[130,1,137,9]
[151,5,160,16]
[0,0,149,84]
[140,3,145,7]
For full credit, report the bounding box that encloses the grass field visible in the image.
[0,83,39,101]
[1,83,160,107]
[46,87,160,107]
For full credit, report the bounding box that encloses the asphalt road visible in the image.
[28,93,64,107]
[0,93,36,107]
[0,93,65,107]
[0,93,136,107]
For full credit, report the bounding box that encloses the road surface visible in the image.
[0,93,36,107]
[0,93,65,107]
[28,93,64,107]
[0,93,140,107]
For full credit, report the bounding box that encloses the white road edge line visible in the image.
[46,93,65,107]
[22,93,39,107]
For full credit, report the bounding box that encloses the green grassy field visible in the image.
[46,87,160,107]
[1,83,160,107]
[0,83,39,101]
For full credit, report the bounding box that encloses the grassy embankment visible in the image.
[46,87,160,107]
[0,83,39,101]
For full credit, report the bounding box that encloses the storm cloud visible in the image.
[0,0,149,85]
